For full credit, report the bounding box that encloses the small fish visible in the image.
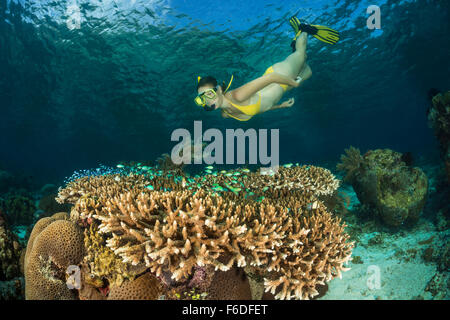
[145,185,154,190]
[242,168,250,173]
[233,172,241,176]
[205,166,214,170]
[307,201,319,210]
[116,164,125,168]
[262,186,269,192]
[205,170,213,174]
[283,163,293,168]
[220,170,227,174]
[142,166,150,171]
[225,173,233,177]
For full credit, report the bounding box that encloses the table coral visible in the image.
[53,165,353,300]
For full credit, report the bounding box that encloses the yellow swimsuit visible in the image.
[222,65,290,121]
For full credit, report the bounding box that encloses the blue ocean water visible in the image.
[0,0,449,182]
[0,0,449,301]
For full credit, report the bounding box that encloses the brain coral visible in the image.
[337,148,428,226]
[25,214,84,300]
[55,165,353,300]
[108,272,163,300]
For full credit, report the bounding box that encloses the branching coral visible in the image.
[56,165,353,300]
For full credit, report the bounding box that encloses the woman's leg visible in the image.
[259,33,312,113]
[272,32,308,79]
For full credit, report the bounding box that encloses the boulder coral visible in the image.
[48,164,353,300]
[24,212,84,300]
[337,147,428,227]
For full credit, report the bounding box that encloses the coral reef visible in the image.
[427,90,450,183]
[38,193,71,215]
[0,193,37,226]
[24,213,85,300]
[0,207,22,282]
[51,165,353,300]
[0,278,24,300]
[337,148,428,227]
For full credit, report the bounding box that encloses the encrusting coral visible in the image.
[337,148,428,227]
[50,164,353,300]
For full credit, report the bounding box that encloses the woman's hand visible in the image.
[280,98,295,108]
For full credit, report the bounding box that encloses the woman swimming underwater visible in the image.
[194,17,340,121]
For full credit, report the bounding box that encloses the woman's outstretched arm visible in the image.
[231,72,299,102]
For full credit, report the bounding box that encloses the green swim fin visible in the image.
[289,16,340,45]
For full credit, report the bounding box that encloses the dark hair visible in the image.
[197,76,226,92]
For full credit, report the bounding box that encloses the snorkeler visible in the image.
[194,17,340,121]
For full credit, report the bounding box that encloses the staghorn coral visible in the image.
[25,215,84,300]
[55,165,353,300]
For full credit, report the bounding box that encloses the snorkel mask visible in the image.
[195,75,233,111]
